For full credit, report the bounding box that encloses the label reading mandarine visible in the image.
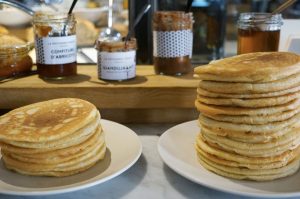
[97,51,136,80]
[35,35,77,64]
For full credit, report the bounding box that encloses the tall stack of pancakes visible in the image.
[194,52,300,181]
[0,98,106,177]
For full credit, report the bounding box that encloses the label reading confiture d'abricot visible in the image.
[98,51,136,80]
[35,35,77,65]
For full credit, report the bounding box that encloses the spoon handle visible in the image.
[271,0,297,15]
[108,0,113,28]
[125,4,151,42]
[133,4,151,27]
[68,0,78,14]
[185,0,193,13]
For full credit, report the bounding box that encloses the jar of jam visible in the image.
[32,12,77,79]
[95,38,137,81]
[237,13,283,54]
[153,11,194,75]
[0,35,33,79]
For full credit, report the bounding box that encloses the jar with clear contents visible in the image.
[153,11,194,75]
[32,12,77,79]
[95,38,137,81]
[0,43,33,79]
[237,13,283,54]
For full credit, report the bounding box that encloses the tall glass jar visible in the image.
[237,13,283,54]
[153,11,194,76]
[32,12,77,79]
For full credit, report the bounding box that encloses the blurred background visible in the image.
[0,0,299,64]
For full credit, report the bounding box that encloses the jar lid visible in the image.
[95,37,137,52]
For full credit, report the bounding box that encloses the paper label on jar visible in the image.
[153,30,193,58]
[35,35,77,64]
[98,51,136,80]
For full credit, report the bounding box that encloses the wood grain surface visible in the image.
[0,65,200,123]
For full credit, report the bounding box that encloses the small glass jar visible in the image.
[237,13,283,54]
[95,38,137,81]
[153,11,194,76]
[0,43,33,79]
[32,12,77,79]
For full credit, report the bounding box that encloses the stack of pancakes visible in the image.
[0,98,106,177]
[194,52,300,181]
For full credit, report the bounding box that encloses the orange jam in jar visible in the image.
[0,35,33,79]
[237,13,283,54]
[33,12,77,79]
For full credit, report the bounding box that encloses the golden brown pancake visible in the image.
[194,52,300,83]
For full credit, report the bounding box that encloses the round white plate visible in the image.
[158,120,300,198]
[0,119,142,196]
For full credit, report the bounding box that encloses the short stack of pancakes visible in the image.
[194,52,300,181]
[0,98,106,177]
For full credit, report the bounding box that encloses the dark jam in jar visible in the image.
[36,62,77,79]
[153,56,191,75]
[153,11,194,76]
[237,13,282,54]
[33,12,77,79]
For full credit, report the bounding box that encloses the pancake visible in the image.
[197,91,300,108]
[194,52,300,181]
[202,131,300,157]
[2,143,106,177]
[4,129,105,164]
[0,125,100,154]
[202,108,300,125]
[199,113,300,133]
[2,127,103,158]
[198,72,300,94]
[1,112,100,149]
[197,86,300,99]
[0,98,98,142]
[197,152,300,181]
[194,52,300,83]
[195,98,300,116]
[196,146,294,170]
[4,162,99,177]
[202,126,300,150]
[201,123,300,143]
[0,98,108,177]
[1,139,106,173]
[196,134,300,165]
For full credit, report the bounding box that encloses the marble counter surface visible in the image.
[0,124,267,199]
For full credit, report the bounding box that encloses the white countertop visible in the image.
[0,124,262,199]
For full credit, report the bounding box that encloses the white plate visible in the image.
[74,7,108,23]
[0,119,142,196]
[0,8,32,27]
[158,120,300,198]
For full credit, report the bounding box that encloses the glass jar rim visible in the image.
[95,37,137,51]
[0,42,34,57]
[238,12,282,24]
[153,11,193,21]
[33,12,76,23]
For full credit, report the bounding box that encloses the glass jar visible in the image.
[95,38,137,81]
[0,43,33,79]
[32,12,77,79]
[237,13,283,54]
[153,11,194,76]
